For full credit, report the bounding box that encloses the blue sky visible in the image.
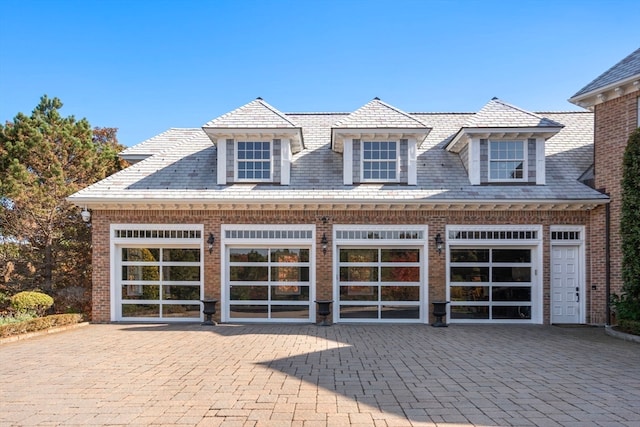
[1,0,638,147]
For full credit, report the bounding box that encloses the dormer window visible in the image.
[236,141,272,181]
[362,141,398,182]
[489,140,526,181]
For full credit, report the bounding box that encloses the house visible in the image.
[569,47,640,324]
[69,94,610,325]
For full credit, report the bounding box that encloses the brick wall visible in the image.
[91,208,592,324]
[592,92,640,322]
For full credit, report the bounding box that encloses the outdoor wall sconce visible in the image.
[321,233,328,255]
[321,216,330,224]
[80,207,91,223]
[207,232,215,254]
[434,233,444,254]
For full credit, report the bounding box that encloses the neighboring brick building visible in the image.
[569,47,640,324]
[70,95,609,325]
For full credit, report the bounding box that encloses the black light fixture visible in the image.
[434,233,444,254]
[207,232,215,254]
[321,233,328,255]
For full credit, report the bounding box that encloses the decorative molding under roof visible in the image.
[569,76,640,109]
[74,198,607,212]
[446,126,564,153]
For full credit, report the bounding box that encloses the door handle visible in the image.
[576,286,580,302]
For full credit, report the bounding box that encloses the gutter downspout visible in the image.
[605,201,611,326]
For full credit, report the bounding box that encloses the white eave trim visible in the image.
[202,127,304,153]
[446,127,564,153]
[67,196,608,212]
[331,127,432,153]
[569,75,640,109]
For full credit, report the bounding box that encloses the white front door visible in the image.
[551,246,580,324]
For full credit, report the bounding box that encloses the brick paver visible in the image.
[1,324,638,426]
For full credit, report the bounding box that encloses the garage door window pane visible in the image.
[271,266,309,282]
[340,249,378,262]
[230,286,268,300]
[163,285,200,300]
[381,286,419,301]
[381,305,419,319]
[450,248,489,263]
[450,267,489,282]
[450,305,489,319]
[230,305,268,318]
[450,286,489,301]
[122,265,159,281]
[492,286,531,302]
[340,266,378,282]
[163,304,200,318]
[230,266,269,281]
[340,286,378,301]
[340,305,378,319]
[381,249,419,262]
[493,249,530,263]
[492,267,531,282]
[271,249,309,263]
[122,248,160,262]
[271,286,309,301]
[122,285,159,300]
[163,248,200,262]
[122,304,159,318]
[492,306,531,319]
[230,248,268,262]
[381,266,420,282]
[271,306,309,319]
[163,266,200,282]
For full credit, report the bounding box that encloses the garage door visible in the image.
[335,226,428,323]
[112,225,203,322]
[446,226,542,324]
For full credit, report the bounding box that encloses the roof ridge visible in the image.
[254,98,301,128]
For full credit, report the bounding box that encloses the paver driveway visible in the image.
[1,323,639,427]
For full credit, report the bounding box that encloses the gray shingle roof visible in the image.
[202,98,299,129]
[463,98,564,128]
[69,105,606,208]
[333,98,429,129]
[119,128,207,161]
[572,48,640,98]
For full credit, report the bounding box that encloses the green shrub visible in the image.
[0,312,35,325]
[10,291,54,316]
[0,313,83,338]
[617,319,640,336]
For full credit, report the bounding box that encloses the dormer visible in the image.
[202,98,304,185]
[446,98,563,185]
[331,98,431,186]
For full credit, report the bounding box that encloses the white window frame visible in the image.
[235,140,273,182]
[488,140,527,182]
[360,140,400,183]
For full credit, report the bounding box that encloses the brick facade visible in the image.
[91,208,591,324]
[591,92,639,322]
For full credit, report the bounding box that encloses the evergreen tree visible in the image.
[619,127,640,321]
[0,96,126,313]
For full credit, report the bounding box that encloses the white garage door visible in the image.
[112,225,204,322]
